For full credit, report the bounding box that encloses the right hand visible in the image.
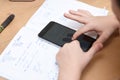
[64,9,119,44]
[56,40,103,80]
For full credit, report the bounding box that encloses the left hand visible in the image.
[64,9,119,44]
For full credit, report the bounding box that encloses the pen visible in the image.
[0,14,15,33]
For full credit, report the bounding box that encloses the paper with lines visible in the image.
[0,27,59,80]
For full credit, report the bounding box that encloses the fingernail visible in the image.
[95,43,103,51]
[72,37,74,40]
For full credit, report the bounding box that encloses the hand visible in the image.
[56,40,103,80]
[64,9,119,44]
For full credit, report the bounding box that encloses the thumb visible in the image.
[86,42,103,57]
[72,25,93,40]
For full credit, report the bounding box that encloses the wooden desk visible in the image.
[0,0,120,80]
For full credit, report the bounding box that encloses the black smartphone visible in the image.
[38,21,96,52]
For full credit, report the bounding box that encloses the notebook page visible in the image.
[0,27,59,80]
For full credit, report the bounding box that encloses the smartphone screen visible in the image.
[38,21,96,52]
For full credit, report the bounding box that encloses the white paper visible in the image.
[0,0,108,80]
[0,27,59,80]
[25,0,108,33]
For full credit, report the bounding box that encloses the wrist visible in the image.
[58,67,82,80]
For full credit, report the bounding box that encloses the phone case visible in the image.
[9,0,35,2]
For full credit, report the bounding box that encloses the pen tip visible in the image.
[10,14,15,17]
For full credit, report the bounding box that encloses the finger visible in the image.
[62,42,69,47]
[95,32,110,44]
[87,42,103,57]
[70,40,82,50]
[64,13,87,24]
[72,25,94,40]
[77,9,93,16]
[69,10,90,17]
[69,10,83,16]
[70,40,80,46]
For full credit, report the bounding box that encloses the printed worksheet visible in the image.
[0,27,59,80]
